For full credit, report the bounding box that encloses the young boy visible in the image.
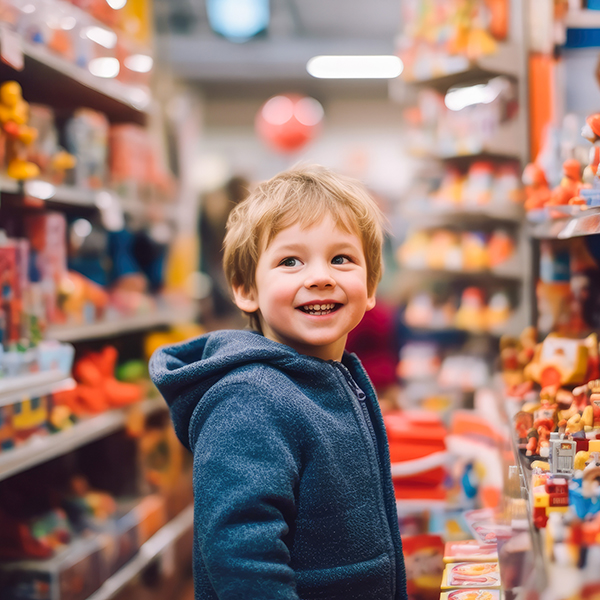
[150,165,407,600]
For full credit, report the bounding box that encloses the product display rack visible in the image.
[0,397,165,482]
[0,30,150,124]
[46,303,198,343]
[86,503,194,600]
[0,9,195,600]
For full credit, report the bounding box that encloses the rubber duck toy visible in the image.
[0,81,40,180]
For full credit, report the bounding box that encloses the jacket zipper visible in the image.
[332,361,396,596]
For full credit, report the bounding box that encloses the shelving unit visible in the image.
[0,8,195,599]
[47,304,198,342]
[401,41,523,86]
[528,206,600,240]
[0,397,165,482]
[0,31,150,125]
[86,503,194,600]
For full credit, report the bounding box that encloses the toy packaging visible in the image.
[443,540,498,563]
[440,562,501,590]
[403,533,445,600]
[439,590,501,600]
[0,536,110,600]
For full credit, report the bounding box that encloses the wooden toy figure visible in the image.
[0,81,40,180]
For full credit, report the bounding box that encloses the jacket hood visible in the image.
[149,329,345,450]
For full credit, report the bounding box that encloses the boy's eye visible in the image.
[331,255,351,265]
[279,257,300,267]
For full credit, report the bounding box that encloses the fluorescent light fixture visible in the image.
[107,0,127,8]
[124,54,153,73]
[206,0,269,42]
[307,55,403,79]
[445,77,506,111]
[24,180,56,200]
[88,57,120,78]
[84,26,118,49]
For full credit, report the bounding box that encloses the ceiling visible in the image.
[153,0,403,99]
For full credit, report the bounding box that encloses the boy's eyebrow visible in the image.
[270,240,362,254]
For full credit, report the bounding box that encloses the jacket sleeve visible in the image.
[189,380,302,599]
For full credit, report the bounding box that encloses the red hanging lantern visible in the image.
[255,93,324,153]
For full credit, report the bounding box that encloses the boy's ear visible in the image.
[232,284,259,313]
[366,294,376,312]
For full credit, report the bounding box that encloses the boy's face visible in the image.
[233,214,376,362]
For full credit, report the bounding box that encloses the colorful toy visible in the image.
[487,229,515,268]
[0,81,40,180]
[532,477,569,528]
[523,333,598,388]
[57,270,109,325]
[13,395,49,443]
[462,161,494,207]
[455,287,487,332]
[486,291,511,330]
[522,162,551,211]
[53,345,143,415]
[548,159,582,206]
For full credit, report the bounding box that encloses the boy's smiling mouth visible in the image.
[297,303,341,316]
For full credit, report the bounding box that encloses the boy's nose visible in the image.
[304,265,336,289]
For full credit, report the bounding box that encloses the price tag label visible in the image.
[0,25,24,71]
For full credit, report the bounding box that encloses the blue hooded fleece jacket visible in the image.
[149,329,407,600]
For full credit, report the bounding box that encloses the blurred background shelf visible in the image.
[0,33,150,125]
[47,305,198,342]
[401,42,522,88]
[527,207,600,239]
[86,503,194,600]
[0,372,74,408]
[0,397,165,482]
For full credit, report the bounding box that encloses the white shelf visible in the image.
[0,370,74,408]
[0,175,20,194]
[527,206,600,239]
[86,503,194,600]
[0,31,151,125]
[47,304,197,342]
[401,42,523,87]
[0,397,166,482]
[565,9,600,29]
[21,39,150,114]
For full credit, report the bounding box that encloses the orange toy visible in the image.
[522,162,551,210]
[54,346,143,415]
[57,270,109,325]
[547,159,582,206]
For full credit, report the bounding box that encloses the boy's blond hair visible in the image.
[223,165,385,326]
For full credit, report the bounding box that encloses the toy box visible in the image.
[440,590,501,600]
[440,562,501,590]
[403,533,444,600]
[443,540,498,563]
[0,536,110,600]
[108,494,167,574]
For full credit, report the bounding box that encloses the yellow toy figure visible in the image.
[0,81,40,180]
